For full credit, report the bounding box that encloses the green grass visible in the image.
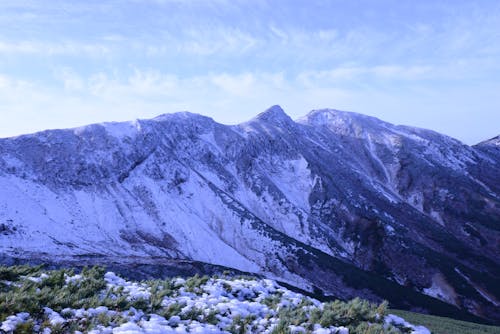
[390,309,500,334]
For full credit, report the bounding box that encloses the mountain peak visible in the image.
[152,111,212,122]
[476,135,500,147]
[253,105,293,124]
[299,108,385,127]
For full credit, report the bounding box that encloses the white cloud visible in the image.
[182,27,259,55]
[0,40,110,56]
[211,73,256,97]
[54,67,84,91]
[298,64,435,86]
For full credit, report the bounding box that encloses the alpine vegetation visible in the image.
[0,266,430,334]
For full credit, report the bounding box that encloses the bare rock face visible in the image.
[0,106,499,323]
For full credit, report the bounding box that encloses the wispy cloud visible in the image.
[0,40,110,56]
[298,65,435,86]
[53,67,85,91]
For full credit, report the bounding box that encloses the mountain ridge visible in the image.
[1,106,495,147]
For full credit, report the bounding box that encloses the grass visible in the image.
[390,309,500,334]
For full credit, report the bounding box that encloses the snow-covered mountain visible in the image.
[0,106,499,323]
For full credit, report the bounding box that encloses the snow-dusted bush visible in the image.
[0,265,428,333]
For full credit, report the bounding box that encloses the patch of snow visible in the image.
[385,224,395,235]
[270,157,313,212]
[43,307,65,326]
[407,192,424,211]
[65,273,83,284]
[93,120,140,139]
[1,154,25,169]
[372,182,400,204]
[0,312,30,332]
[422,274,456,306]
[25,273,49,283]
[386,314,431,334]
[429,210,445,226]
[105,272,151,301]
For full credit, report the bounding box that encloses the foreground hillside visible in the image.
[1,106,498,322]
[0,266,430,334]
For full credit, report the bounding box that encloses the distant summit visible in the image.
[252,105,295,126]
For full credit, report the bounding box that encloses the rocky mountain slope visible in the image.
[0,106,498,323]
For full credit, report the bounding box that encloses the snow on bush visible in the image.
[0,266,429,333]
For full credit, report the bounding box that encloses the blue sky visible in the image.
[0,0,499,144]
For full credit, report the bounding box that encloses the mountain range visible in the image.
[0,106,498,323]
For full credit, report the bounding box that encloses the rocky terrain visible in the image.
[0,106,498,324]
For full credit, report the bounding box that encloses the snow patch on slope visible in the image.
[422,273,457,306]
[102,120,142,139]
[268,157,313,212]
